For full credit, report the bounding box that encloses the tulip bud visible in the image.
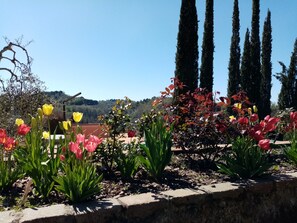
[31,117,37,130]
[38,108,43,119]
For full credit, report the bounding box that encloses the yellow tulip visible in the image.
[234,103,242,109]
[229,115,236,122]
[253,105,258,113]
[42,131,50,139]
[42,104,54,116]
[15,118,24,126]
[73,112,83,123]
[248,108,252,115]
[62,120,71,130]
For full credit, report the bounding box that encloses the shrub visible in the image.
[97,98,134,174]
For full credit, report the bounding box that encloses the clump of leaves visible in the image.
[139,116,173,181]
[115,140,140,180]
[55,158,102,203]
[217,136,273,179]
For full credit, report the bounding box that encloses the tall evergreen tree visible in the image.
[240,29,252,95]
[289,39,297,109]
[249,0,261,106]
[259,10,272,119]
[227,0,241,98]
[276,62,291,110]
[275,39,297,110]
[174,0,198,98]
[200,0,214,93]
[293,40,297,109]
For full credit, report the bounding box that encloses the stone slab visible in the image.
[199,182,243,199]
[20,204,75,223]
[161,188,206,205]
[117,192,166,219]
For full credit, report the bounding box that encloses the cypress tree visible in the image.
[276,39,297,109]
[200,0,214,93]
[174,0,198,98]
[259,10,272,119]
[276,62,290,110]
[289,39,297,109]
[249,0,261,106]
[227,0,241,98]
[240,29,252,96]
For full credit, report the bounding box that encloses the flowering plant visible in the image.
[284,111,297,165]
[0,128,22,191]
[14,105,63,198]
[54,128,103,202]
[217,97,280,179]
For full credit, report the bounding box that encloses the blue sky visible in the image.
[0,1,296,102]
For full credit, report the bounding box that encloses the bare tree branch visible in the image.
[0,38,33,86]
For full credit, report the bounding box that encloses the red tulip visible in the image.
[17,124,31,135]
[238,117,249,125]
[4,137,16,151]
[290,112,297,123]
[250,129,264,141]
[258,139,270,151]
[128,130,136,138]
[250,113,259,123]
[0,129,7,144]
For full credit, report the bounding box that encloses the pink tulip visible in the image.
[75,148,83,160]
[69,142,79,153]
[60,154,65,161]
[76,134,85,144]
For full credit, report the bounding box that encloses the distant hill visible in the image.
[44,91,156,123]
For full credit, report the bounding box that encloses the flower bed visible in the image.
[1,85,297,220]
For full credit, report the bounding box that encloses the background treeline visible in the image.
[45,91,155,123]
